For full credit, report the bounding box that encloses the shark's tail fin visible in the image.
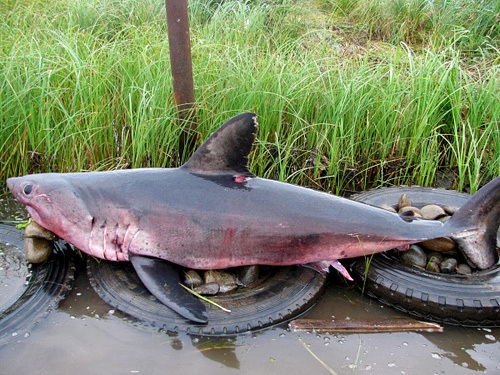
[445,176,500,269]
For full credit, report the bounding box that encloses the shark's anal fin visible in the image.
[129,254,208,324]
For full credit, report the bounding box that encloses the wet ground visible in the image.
[1,193,499,375]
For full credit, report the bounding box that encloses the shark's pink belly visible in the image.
[125,224,413,270]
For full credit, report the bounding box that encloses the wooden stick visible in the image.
[290,318,443,333]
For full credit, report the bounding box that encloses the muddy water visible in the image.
[1,193,499,375]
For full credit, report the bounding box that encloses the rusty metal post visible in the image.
[165,0,197,162]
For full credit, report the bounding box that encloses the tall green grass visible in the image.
[1,0,499,195]
[322,0,500,52]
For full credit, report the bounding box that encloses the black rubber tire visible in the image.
[348,187,500,327]
[87,258,327,336]
[0,224,75,345]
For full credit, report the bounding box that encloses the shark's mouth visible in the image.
[26,206,42,225]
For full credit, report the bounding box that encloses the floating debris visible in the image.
[290,318,443,333]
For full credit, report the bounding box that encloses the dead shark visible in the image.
[6,113,500,323]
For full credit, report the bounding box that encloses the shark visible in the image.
[7,113,500,323]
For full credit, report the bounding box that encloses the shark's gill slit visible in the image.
[122,224,134,258]
[103,220,111,260]
[102,220,107,247]
[88,216,96,252]
[112,222,120,253]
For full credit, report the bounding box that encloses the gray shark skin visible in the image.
[6,113,500,323]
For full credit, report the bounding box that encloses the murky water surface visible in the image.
[1,192,499,375]
[0,241,29,312]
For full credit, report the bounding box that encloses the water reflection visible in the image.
[192,336,241,369]
[0,191,30,312]
[303,276,500,373]
[56,257,134,322]
[0,241,28,311]
[57,258,243,369]
[424,327,498,371]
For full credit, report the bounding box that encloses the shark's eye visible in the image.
[23,184,33,195]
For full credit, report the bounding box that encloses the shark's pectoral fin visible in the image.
[303,260,354,281]
[129,254,208,324]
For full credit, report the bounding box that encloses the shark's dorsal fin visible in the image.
[182,112,258,176]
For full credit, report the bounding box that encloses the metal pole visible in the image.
[165,0,197,162]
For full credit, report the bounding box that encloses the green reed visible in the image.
[1,0,499,195]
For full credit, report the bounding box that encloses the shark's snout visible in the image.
[6,177,23,201]
[6,177,16,193]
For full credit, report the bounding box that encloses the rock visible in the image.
[440,258,458,273]
[438,215,451,223]
[24,221,57,241]
[204,270,238,294]
[401,245,427,268]
[380,204,397,213]
[457,263,472,275]
[194,282,219,295]
[218,283,238,294]
[24,237,53,263]
[398,206,423,217]
[426,261,440,273]
[237,265,259,287]
[204,269,237,285]
[398,194,411,210]
[427,251,444,264]
[421,237,456,252]
[442,205,460,215]
[184,270,203,288]
[420,205,447,220]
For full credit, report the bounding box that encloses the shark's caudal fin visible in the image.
[182,112,258,176]
[445,176,500,269]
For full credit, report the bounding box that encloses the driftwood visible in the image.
[290,318,443,333]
